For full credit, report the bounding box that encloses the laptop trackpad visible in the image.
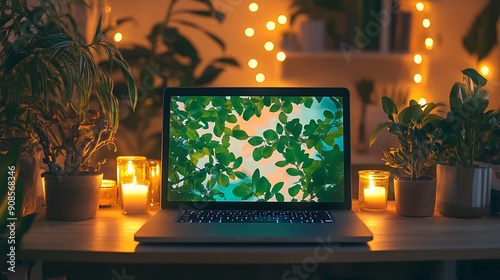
[180,223,293,241]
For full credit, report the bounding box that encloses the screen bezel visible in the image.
[161,87,352,210]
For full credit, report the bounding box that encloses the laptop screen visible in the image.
[162,88,351,210]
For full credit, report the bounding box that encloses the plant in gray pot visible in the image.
[0,1,137,221]
[436,68,499,218]
[371,97,443,217]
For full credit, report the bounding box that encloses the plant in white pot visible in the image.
[371,97,443,216]
[0,1,137,221]
[435,68,499,218]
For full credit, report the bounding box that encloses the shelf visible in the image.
[285,51,411,60]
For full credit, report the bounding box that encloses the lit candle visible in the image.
[148,160,161,206]
[122,177,148,215]
[363,178,386,210]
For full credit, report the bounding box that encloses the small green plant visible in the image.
[438,68,499,167]
[370,97,444,181]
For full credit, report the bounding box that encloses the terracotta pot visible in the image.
[394,177,436,217]
[436,164,492,218]
[43,172,102,221]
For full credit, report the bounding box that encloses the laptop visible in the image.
[134,87,373,243]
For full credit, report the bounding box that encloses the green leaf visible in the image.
[233,185,249,197]
[263,129,278,141]
[381,96,398,122]
[232,129,249,140]
[323,110,335,119]
[275,160,288,167]
[248,136,264,146]
[252,169,261,183]
[217,173,230,187]
[272,182,284,193]
[275,193,285,202]
[288,185,301,197]
[233,157,243,168]
[262,146,273,158]
[278,112,287,123]
[234,171,247,179]
[462,68,487,87]
[286,168,300,176]
[252,147,263,161]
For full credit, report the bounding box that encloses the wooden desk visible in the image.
[18,202,500,279]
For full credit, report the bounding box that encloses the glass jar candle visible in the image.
[116,156,148,214]
[147,159,161,206]
[99,179,117,207]
[358,170,390,211]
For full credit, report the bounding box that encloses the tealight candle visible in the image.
[99,179,117,207]
[358,170,390,211]
[122,177,149,215]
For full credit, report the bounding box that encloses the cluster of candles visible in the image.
[99,156,161,215]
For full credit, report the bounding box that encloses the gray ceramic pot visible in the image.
[43,172,102,221]
[436,164,492,218]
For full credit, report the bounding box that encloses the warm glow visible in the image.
[114,32,123,43]
[127,161,133,175]
[414,74,423,84]
[105,5,112,13]
[425,37,434,49]
[418,98,427,106]
[481,65,490,76]
[266,21,276,31]
[276,51,287,62]
[248,3,259,12]
[413,54,423,64]
[248,59,258,69]
[416,2,425,11]
[422,18,431,28]
[245,27,255,37]
[256,73,265,83]
[278,15,288,25]
[264,41,274,51]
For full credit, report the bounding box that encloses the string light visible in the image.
[264,42,274,51]
[418,98,427,106]
[256,73,265,83]
[248,59,258,69]
[248,3,259,12]
[422,18,431,28]
[114,32,123,42]
[425,37,434,49]
[413,54,423,64]
[105,5,112,13]
[266,21,276,31]
[245,27,255,37]
[414,74,423,84]
[278,15,287,25]
[276,52,286,62]
[481,65,490,76]
[416,2,425,11]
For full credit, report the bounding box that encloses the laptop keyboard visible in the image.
[176,210,334,224]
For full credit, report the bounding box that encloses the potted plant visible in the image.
[370,97,443,216]
[0,1,137,220]
[435,68,499,218]
[290,0,344,52]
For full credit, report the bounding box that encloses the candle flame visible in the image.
[127,161,134,175]
[132,176,137,186]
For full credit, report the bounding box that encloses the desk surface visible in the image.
[19,202,500,264]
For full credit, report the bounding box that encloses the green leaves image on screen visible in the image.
[168,96,345,202]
